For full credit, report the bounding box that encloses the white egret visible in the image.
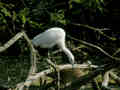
[32,27,75,65]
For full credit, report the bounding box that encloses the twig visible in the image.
[112,48,120,57]
[71,23,115,41]
[22,31,38,74]
[46,58,57,69]
[92,79,101,90]
[68,36,120,61]
[102,71,110,88]
[52,49,62,55]
[71,23,111,31]
[46,58,60,90]
[0,32,24,52]
[20,0,27,7]
[57,70,60,90]
[109,71,120,84]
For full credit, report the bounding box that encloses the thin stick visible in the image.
[68,36,120,61]
[0,32,24,52]
[71,23,115,41]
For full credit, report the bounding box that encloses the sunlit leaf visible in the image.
[72,0,81,3]
[22,15,26,24]
[12,11,17,21]
[1,8,11,17]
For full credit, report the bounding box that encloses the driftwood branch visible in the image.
[109,71,120,84]
[0,32,24,52]
[1,28,119,90]
[0,31,38,89]
[102,71,110,88]
[22,31,38,74]
[101,70,120,89]
[15,64,98,89]
[61,61,120,90]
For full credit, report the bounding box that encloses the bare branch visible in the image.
[22,31,38,74]
[71,23,115,41]
[102,71,110,88]
[16,64,98,89]
[109,71,120,84]
[68,36,120,61]
[61,62,120,90]
[0,32,24,52]
[0,31,38,89]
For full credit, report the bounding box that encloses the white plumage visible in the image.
[32,27,75,65]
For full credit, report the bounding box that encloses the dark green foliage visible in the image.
[0,0,119,89]
[0,56,30,88]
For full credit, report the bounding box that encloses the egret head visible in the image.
[68,53,75,65]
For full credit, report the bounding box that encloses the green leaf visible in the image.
[12,11,17,21]
[1,8,11,17]
[111,37,116,41]
[3,19,7,24]
[21,15,26,24]
[72,0,81,3]
[0,13,7,24]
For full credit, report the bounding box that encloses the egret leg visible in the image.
[47,50,56,72]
